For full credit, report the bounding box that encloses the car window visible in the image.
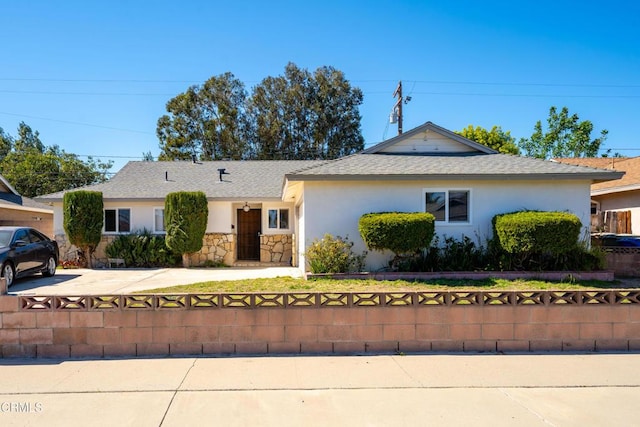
[14,229,29,243]
[0,230,11,247]
[28,230,44,243]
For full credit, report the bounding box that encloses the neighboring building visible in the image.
[37,122,622,271]
[0,174,53,236]
[554,157,640,234]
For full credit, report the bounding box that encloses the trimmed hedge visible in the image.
[358,212,435,255]
[493,211,582,255]
[165,191,208,266]
[63,191,103,267]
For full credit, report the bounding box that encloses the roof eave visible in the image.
[592,183,640,196]
[285,172,622,182]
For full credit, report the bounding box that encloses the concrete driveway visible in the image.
[7,267,303,295]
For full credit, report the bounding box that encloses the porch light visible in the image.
[243,202,251,212]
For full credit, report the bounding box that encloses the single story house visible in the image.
[0,174,53,236]
[37,122,623,271]
[554,157,640,234]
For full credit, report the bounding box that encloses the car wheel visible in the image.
[42,256,57,277]
[2,262,14,287]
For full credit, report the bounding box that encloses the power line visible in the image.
[1,77,638,89]
[0,90,174,96]
[402,80,640,89]
[364,91,640,98]
[0,78,200,83]
[0,112,154,135]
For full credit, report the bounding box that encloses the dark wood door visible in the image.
[237,209,261,260]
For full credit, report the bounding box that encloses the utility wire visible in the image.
[0,112,154,135]
[1,77,639,88]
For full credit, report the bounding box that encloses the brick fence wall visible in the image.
[605,248,640,277]
[1,290,639,358]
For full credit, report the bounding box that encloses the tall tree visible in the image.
[519,106,607,159]
[157,63,364,161]
[0,123,112,197]
[0,127,13,160]
[455,125,519,155]
[247,63,364,159]
[157,72,249,161]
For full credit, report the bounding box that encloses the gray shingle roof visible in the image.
[37,160,323,202]
[36,153,624,204]
[285,153,624,182]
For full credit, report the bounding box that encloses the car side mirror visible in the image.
[13,240,28,248]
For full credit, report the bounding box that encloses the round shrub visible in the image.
[493,211,582,255]
[305,234,366,274]
[358,212,435,255]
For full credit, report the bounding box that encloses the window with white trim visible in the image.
[154,208,165,233]
[104,208,131,233]
[590,201,600,215]
[268,209,289,229]
[424,189,470,223]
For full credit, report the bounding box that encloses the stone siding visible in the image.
[260,234,292,264]
[56,234,116,266]
[187,233,235,266]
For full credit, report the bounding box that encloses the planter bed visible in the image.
[308,270,614,281]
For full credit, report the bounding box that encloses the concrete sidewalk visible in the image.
[8,267,303,295]
[1,354,639,426]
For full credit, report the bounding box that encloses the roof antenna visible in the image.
[217,168,229,182]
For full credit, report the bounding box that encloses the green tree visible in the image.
[0,123,112,197]
[0,127,13,160]
[455,125,519,155]
[157,63,364,161]
[63,191,104,268]
[164,191,208,267]
[519,106,607,159]
[248,63,364,159]
[157,72,249,161]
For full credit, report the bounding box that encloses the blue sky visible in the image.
[2,0,639,172]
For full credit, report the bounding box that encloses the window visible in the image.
[28,229,44,243]
[590,201,600,215]
[105,208,131,233]
[268,208,289,229]
[424,189,470,223]
[154,208,165,233]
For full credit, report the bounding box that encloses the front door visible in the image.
[237,209,261,260]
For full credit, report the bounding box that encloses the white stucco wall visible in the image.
[52,200,294,237]
[299,179,591,272]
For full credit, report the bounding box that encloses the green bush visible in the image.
[105,229,181,267]
[305,234,367,274]
[408,235,489,272]
[493,211,581,255]
[405,232,603,273]
[492,211,583,270]
[358,212,435,255]
[165,191,208,267]
[63,191,103,267]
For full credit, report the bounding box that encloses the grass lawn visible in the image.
[140,277,630,294]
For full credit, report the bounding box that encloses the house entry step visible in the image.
[233,262,291,267]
